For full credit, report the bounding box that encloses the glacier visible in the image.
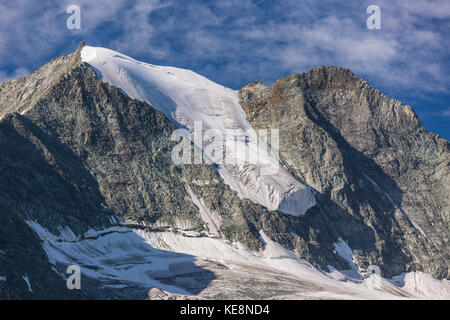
[80,45,316,216]
[26,221,450,300]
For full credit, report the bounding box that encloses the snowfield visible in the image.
[81,45,315,216]
[26,221,450,300]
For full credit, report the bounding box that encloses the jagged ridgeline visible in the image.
[0,43,448,299]
[240,67,449,279]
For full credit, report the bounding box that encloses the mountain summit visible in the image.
[0,44,448,299]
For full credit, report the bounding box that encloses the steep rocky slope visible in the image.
[240,66,449,279]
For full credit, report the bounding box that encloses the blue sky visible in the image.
[0,0,449,139]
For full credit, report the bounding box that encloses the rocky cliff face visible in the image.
[240,66,449,279]
[0,45,448,299]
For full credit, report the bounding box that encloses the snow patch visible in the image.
[259,230,299,260]
[80,46,97,62]
[185,184,222,236]
[329,238,362,281]
[22,274,33,292]
[391,272,450,299]
[26,221,196,295]
[333,237,359,274]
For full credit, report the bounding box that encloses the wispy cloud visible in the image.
[439,108,450,117]
[0,0,447,138]
[0,67,30,82]
[0,0,448,95]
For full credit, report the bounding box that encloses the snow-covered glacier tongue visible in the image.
[81,46,316,216]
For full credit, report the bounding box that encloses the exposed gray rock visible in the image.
[239,66,449,279]
[0,43,85,118]
[148,287,194,300]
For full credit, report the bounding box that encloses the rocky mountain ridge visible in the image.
[240,66,449,279]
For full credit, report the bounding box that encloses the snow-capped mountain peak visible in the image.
[81,45,316,216]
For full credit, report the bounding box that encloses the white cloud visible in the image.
[440,108,450,117]
[402,0,450,19]
[0,0,448,97]
[0,68,30,82]
[109,0,171,54]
